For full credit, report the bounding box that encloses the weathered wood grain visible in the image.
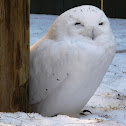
[0,0,30,112]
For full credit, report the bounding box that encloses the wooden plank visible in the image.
[30,0,101,15]
[73,0,101,9]
[104,0,126,18]
[31,0,58,15]
[0,0,30,112]
[56,0,64,14]
[101,0,104,10]
[30,0,126,18]
[63,0,74,12]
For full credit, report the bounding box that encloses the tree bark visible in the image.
[0,0,30,112]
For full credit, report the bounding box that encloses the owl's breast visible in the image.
[31,39,116,116]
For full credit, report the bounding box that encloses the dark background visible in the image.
[30,0,126,18]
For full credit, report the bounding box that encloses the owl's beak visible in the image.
[92,29,95,40]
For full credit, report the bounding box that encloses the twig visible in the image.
[116,49,126,53]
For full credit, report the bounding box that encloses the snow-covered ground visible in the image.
[0,14,126,126]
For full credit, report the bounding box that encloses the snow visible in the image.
[0,14,126,126]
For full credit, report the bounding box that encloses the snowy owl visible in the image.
[30,5,116,117]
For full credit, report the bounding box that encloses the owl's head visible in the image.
[47,5,114,42]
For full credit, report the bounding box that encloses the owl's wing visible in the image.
[30,40,74,104]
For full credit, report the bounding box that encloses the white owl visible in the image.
[30,5,116,117]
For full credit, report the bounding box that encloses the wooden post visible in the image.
[101,0,104,11]
[0,0,30,112]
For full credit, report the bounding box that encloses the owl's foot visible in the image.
[80,110,92,115]
[51,114,58,117]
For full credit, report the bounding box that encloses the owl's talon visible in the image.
[80,110,92,115]
[51,114,58,117]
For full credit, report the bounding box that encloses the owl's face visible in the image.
[47,5,113,42]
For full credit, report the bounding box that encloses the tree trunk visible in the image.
[0,0,30,112]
